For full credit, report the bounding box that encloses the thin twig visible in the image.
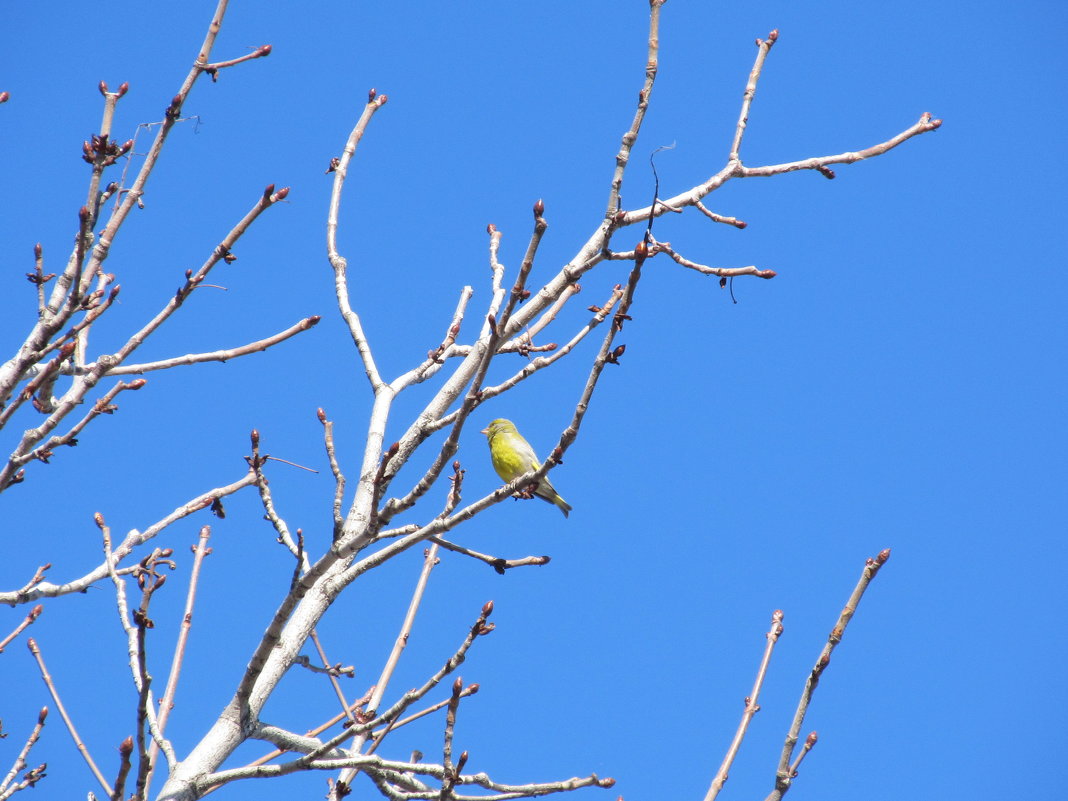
[729,30,779,162]
[704,610,785,801]
[429,537,550,575]
[144,526,213,793]
[764,549,891,801]
[26,638,111,794]
[336,543,443,787]
[326,89,390,390]
[0,707,47,796]
[0,604,43,653]
[74,316,320,376]
[606,0,665,216]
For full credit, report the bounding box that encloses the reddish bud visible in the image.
[467,683,480,694]
[368,88,377,102]
[375,94,388,106]
[481,600,494,616]
[456,751,469,772]
[251,429,260,447]
[768,29,779,43]
[119,736,134,756]
[533,198,545,217]
[94,512,105,529]
[120,139,134,154]
[34,243,42,258]
[273,186,290,201]
[486,223,496,234]
[317,407,327,422]
[805,731,818,746]
[635,240,648,258]
[452,677,463,694]
[38,707,48,722]
[258,44,272,57]
[30,604,44,620]
[0,91,9,104]
[98,80,109,95]
[127,379,147,390]
[117,82,129,97]
[877,548,891,564]
[263,183,275,199]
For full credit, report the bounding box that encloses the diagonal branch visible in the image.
[764,549,891,801]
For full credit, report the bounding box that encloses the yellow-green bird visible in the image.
[481,418,572,517]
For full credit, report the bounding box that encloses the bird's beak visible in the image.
[479,427,488,435]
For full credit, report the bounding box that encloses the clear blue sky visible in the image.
[1,2,1065,800]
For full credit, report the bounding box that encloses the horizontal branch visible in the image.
[75,316,319,376]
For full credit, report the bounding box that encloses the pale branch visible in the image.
[376,240,528,528]
[26,638,111,795]
[392,286,475,391]
[0,603,43,653]
[65,316,320,376]
[479,224,508,340]
[293,647,355,678]
[503,281,581,349]
[764,549,892,801]
[788,732,818,779]
[0,377,149,490]
[336,544,444,787]
[649,239,777,280]
[200,752,613,800]
[347,605,493,741]
[317,408,347,537]
[0,470,256,606]
[0,184,290,492]
[703,610,785,801]
[738,113,943,177]
[730,30,778,162]
[419,284,625,441]
[203,605,492,795]
[250,434,308,569]
[144,526,213,794]
[368,687,479,752]
[203,43,272,78]
[606,0,665,216]
[0,707,47,797]
[438,677,465,799]
[219,688,377,785]
[151,7,931,799]
[326,89,390,391]
[99,520,177,775]
[694,201,747,228]
[0,0,256,415]
[530,241,651,504]
[621,113,942,229]
[495,199,548,340]
[105,184,292,372]
[429,536,550,574]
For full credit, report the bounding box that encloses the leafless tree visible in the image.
[0,2,938,800]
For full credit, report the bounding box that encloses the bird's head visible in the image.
[480,418,517,439]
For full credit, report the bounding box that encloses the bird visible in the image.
[480,418,572,517]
